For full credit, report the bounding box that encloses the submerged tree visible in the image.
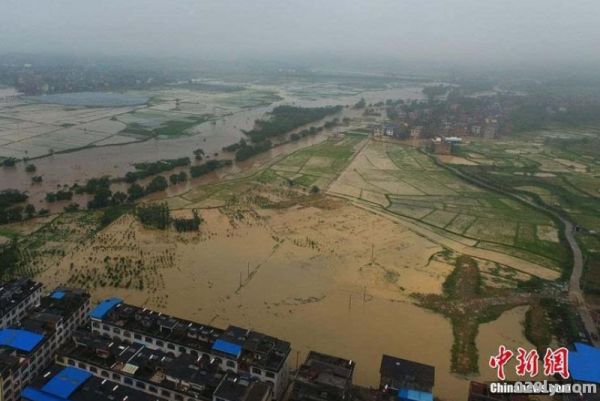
[136,203,170,229]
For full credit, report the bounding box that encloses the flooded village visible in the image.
[2,66,600,401]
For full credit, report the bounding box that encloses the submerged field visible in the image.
[1,127,581,400]
[0,85,283,159]
[329,140,568,277]
[451,127,600,305]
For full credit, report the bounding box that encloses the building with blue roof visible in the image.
[0,287,90,401]
[0,328,44,352]
[379,355,435,400]
[212,338,243,358]
[90,301,291,400]
[22,364,158,401]
[397,388,433,401]
[569,342,600,384]
[89,297,122,320]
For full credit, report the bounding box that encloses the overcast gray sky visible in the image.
[1,0,599,66]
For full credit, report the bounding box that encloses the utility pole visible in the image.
[348,294,352,310]
[371,244,374,264]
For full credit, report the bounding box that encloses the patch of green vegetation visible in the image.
[136,203,170,229]
[415,255,540,375]
[245,105,342,143]
[524,304,552,352]
[121,115,211,138]
[125,157,190,183]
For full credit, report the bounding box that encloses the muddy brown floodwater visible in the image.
[37,202,532,401]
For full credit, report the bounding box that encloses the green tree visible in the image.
[127,183,145,201]
[24,204,36,218]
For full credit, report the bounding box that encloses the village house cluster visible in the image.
[372,94,506,142]
[1,279,599,401]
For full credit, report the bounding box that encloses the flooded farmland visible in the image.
[0,85,423,205]
[34,200,531,401]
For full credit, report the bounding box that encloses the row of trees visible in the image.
[136,203,171,229]
[135,203,203,232]
[190,159,232,177]
[0,189,39,224]
[244,105,342,143]
[125,157,191,183]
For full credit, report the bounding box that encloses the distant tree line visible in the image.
[136,203,171,229]
[190,159,232,177]
[125,157,190,183]
[173,210,203,232]
[243,105,342,143]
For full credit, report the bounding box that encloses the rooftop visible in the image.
[20,287,90,334]
[0,278,41,317]
[569,342,600,384]
[22,364,161,401]
[61,329,226,400]
[0,328,45,352]
[214,373,272,401]
[96,300,290,372]
[292,351,355,401]
[379,355,435,390]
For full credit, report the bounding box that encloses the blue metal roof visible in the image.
[212,339,242,357]
[569,342,600,384]
[0,329,44,352]
[397,388,433,401]
[89,297,122,320]
[50,291,65,300]
[21,387,65,401]
[41,367,92,399]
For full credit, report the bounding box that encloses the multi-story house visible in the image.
[0,279,42,329]
[379,354,434,401]
[89,299,290,399]
[22,364,161,401]
[56,329,272,401]
[0,287,89,401]
[290,351,355,401]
